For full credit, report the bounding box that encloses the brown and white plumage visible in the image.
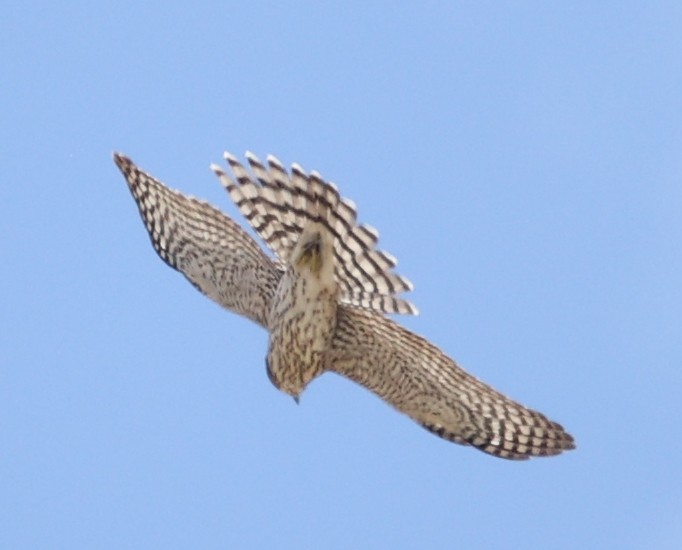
[114,151,575,460]
[212,152,417,316]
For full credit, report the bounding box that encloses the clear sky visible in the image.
[2,2,681,549]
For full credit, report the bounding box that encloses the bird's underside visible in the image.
[114,151,575,460]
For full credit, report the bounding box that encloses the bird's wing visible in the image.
[114,153,280,329]
[328,306,575,460]
[211,152,418,316]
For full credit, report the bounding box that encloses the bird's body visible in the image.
[114,151,575,460]
[267,224,339,398]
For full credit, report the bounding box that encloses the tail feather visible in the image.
[212,152,417,316]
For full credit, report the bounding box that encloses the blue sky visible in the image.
[2,2,681,548]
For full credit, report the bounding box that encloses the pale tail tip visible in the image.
[341,197,357,213]
[209,162,224,175]
[291,162,307,175]
[379,249,397,268]
[211,163,234,189]
[245,150,261,164]
[223,151,239,164]
[266,154,284,168]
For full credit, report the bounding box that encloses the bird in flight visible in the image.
[114,151,575,460]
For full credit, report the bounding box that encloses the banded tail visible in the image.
[211,152,417,316]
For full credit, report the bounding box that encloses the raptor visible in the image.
[114,151,575,460]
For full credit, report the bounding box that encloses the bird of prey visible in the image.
[114,151,575,460]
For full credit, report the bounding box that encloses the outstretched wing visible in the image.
[211,152,418,316]
[328,306,575,460]
[114,153,280,329]
[115,151,575,459]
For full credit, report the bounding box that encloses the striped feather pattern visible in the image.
[211,152,418,315]
[115,152,575,460]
